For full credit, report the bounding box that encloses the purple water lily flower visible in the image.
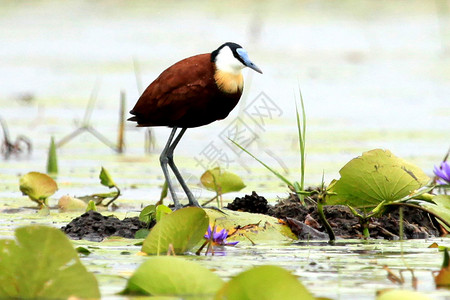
[204,225,238,246]
[434,161,450,185]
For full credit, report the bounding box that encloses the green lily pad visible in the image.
[0,225,100,299]
[99,166,116,188]
[19,171,58,206]
[201,167,246,194]
[58,195,87,211]
[156,204,172,222]
[326,149,430,208]
[142,207,209,255]
[214,265,314,300]
[376,289,433,300]
[123,256,223,297]
[206,208,297,242]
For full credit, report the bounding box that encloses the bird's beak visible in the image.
[237,48,263,74]
[244,60,263,74]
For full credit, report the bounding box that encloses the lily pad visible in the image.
[123,256,223,297]
[58,195,87,211]
[156,204,172,222]
[0,225,100,299]
[99,166,116,188]
[142,207,209,255]
[214,265,314,300]
[326,149,430,208]
[376,289,433,300]
[201,167,246,194]
[206,208,297,242]
[19,171,58,206]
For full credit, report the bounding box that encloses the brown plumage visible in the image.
[129,54,243,128]
[128,42,261,208]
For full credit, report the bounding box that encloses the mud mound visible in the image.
[227,191,270,214]
[61,191,442,241]
[61,211,148,242]
[268,194,441,239]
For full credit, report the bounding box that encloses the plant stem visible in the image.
[104,186,121,206]
[362,224,370,239]
[317,200,335,244]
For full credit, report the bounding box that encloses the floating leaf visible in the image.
[123,256,223,297]
[19,171,58,206]
[156,204,172,222]
[76,246,91,255]
[376,289,433,300]
[0,225,100,298]
[134,229,150,239]
[215,265,314,300]
[142,207,209,255]
[99,166,116,188]
[58,195,87,212]
[205,208,297,242]
[201,167,246,194]
[326,149,430,208]
[46,136,58,175]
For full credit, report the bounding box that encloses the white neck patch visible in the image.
[214,46,245,75]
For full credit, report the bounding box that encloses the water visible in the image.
[1,1,450,299]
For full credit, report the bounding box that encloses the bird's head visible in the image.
[211,42,263,75]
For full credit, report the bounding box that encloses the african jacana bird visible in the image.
[129,42,262,208]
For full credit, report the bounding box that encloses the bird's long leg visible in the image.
[166,128,200,207]
[160,127,181,208]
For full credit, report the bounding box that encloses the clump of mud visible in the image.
[227,191,270,214]
[61,211,148,242]
[232,191,442,240]
[61,191,442,241]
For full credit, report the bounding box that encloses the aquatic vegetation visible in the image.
[434,161,450,185]
[326,149,430,207]
[58,195,88,211]
[231,92,311,204]
[139,203,172,225]
[215,265,314,300]
[19,171,58,208]
[204,225,238,246]
[326,149,434,237]
[46,136,58,175]
[198,224,238,256]
[376,289,433,300]
[0,226,100,299]
[201,166,246,207]
[141,207,209,255]
[122,256,224,297]
[98,166,121,206]
[204,208,296,243]
[123,256,314,300]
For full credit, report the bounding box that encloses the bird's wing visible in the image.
[130,53,216,126]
